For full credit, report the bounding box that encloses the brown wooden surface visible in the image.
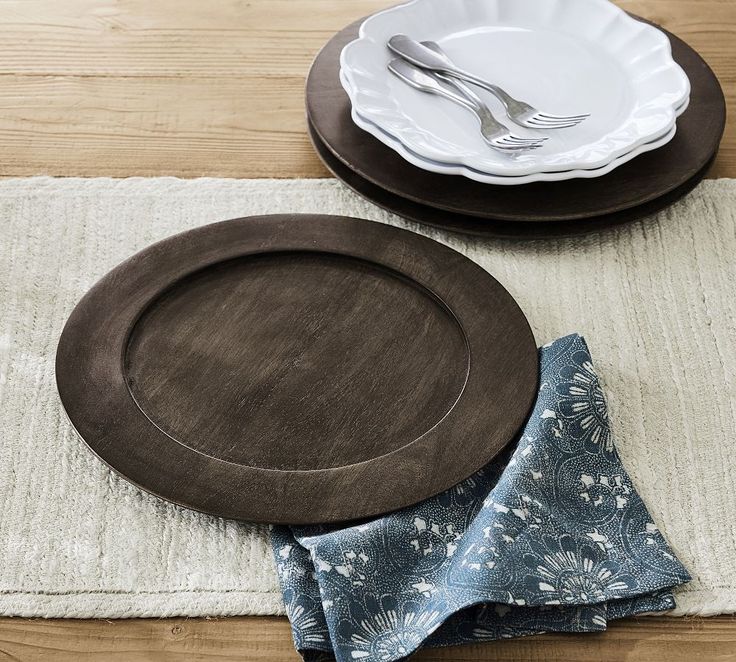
[308,119,716,237]
[3,0,736,660]
[56,214,537,524]
[0,0,733,179]
[1,615,735,661]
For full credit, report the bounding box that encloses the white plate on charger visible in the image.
[341,71,688,185]
[340,0,690,179]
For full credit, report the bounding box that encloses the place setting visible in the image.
[307,0,725,236]
[0,0,729,660]
[47,2,727,660]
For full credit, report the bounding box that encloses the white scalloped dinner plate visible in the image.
[341,71,689,185]
[340,0,690,178]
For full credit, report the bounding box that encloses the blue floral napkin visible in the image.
[271,334,690,662]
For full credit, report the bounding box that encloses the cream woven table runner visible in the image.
[1,177,735,618]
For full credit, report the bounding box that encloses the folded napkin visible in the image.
[271,334,690,662]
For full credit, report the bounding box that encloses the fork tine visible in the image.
[494,144,539,152]
[537,112,590,120]
[501,136,542,145]
[506,135,548,143]
[502,141,542,149]
[495,139,544,150]
[528,119,584,128]
[529,114,586,124]
[492,140,537,149]
[508,134,549,141]
[505,142,545,149]
[526,124,579,131]
[525,118,582,129]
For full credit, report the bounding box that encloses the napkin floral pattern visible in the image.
[271,334,690,662]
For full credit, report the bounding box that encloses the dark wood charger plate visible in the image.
[308,120,716,238]
[56,215,538,525]
[307,16,725,232]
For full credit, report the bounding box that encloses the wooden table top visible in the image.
[0,0,734,179]
[1,1,735,660]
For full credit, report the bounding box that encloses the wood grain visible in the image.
[308,118,717,237]
[1,616,735,661]
[56,214,537,524]
[0,0,733,178]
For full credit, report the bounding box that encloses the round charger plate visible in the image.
[307,16,725,224]
[308,119,715,238]
[56,215,538,524]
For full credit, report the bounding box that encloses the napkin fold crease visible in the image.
[272,334,690,662]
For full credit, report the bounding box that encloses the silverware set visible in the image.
[387,34,590,152]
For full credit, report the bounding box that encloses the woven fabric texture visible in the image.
[0,177,734,618]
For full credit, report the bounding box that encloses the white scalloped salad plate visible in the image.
[341,70,689,184]
[340,0,690,178]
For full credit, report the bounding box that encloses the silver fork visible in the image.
[388,35,589,129]
[433,68,549,143]
[388,59,546,151]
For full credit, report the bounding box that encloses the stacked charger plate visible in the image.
[305,0,724,236]
[339,0,690,185]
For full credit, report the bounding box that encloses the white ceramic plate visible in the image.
[340,0,690,177]
[341,71,689,184]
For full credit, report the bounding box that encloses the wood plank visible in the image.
[0,75,325,178]
[0,0,396,77]
[1,615,735,661]
[0,0,733,178]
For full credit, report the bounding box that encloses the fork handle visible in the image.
[440,69,516,111]
[400,73,506,136]
[389,60,482,113]
[411,77,480,113]
[435,73,510,135]
[387,35,516,110]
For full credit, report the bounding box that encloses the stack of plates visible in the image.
[307,0,725,237]
[340,0,689,186]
